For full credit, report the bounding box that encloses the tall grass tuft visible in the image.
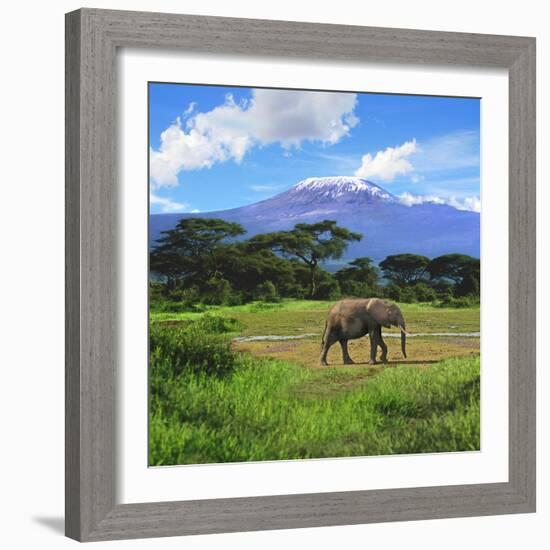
[150,321,236,379]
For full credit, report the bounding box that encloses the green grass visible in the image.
[149,314,480,465]
[150,299,480,336]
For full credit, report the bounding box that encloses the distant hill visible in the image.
[150,176,480,263]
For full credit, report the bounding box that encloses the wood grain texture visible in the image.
[85,8,532,67]
[66,8,116,540]
[65,8,536,542]
[65,9,81,541]
[507,41,536,508]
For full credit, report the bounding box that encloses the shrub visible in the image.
[226,292,244,306]
[455,273,480,297]
[429,280,454,301]
[149,298,198,313]
[178,286,200,307]
[150,323,236,378]
[412,282,438,302]
[383,283,402,302]
[436,295,480,308]
[201,277,233,305]
[194,314,243,334]
[149,283,204,313]
[397,286,417,303]
[278,282,307,299]
[383,283,416,303]
[339,280,382,298]
[313,278,341,300]
[254,280,280,302]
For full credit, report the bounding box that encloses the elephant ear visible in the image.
[366,299,391,328]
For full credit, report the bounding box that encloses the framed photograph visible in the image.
[65,8,536,542]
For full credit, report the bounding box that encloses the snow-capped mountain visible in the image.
[291,176,396,202]
[150,176,480,263]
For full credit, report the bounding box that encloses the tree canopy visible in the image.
[426,254,480,296]
[150,218,245,287]
[379,254,430,285]
[426,254,480,282]
[334,257,380,297]
[149,216,480,306]
[249,220,362,297]
[335,257,379,284]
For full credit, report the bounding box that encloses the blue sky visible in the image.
[149,83,480,214]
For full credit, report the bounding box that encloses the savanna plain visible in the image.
[149,300,480,466]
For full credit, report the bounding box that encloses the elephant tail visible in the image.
[321,320,328,348]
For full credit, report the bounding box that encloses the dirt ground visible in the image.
[233,334,480,370]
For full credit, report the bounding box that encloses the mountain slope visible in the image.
[150,176,480,262]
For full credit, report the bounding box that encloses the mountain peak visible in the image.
[150,173,480,259]
[292,176,396,202]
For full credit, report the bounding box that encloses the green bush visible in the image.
[226,292,244,306]
[455,273,480,297]
[436,295,480,308]
[313,278,341,300]
[429,280,454,302]
[194,314,243,334]
[384,284,417,303]
[201,277,233,305]
[339,280,382,298]
[278,282,307,300]
[254,280,280,302]
[150,323,236,379]
[149,298,198,313]
[412,282,438,302]
[149,283,203,313]
[178,286,200,307]
[382,282,440,303]
[383,283,402,302]
[397,286,416,303]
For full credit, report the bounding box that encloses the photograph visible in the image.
[148,82,481,467]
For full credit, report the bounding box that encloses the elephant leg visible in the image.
[368,329,379,365]
[339,340,354,365]
[319,328,338,366]
[377,325,388,363]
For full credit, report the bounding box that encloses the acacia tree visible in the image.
[250,220,362,298]
[379,253,430,285]
[217,242,297,297]
[335,257,379,285]
[335,257,380,296]
[150,218,246,288]
[426,254,480,296]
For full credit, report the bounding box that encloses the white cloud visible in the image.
[353,130,479,186]
[354,139,416,182]
[150,89,358,187]
[150,192,188,213]
[183,102,197,116]
[448,196,481,212]
[398,191,444,207]
[398,192,480,212]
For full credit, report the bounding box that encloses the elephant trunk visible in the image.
[400,327,407,359]
[396,311,408,358]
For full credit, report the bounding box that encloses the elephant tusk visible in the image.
[400,327,411,336]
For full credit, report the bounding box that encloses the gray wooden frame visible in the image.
[65,8,536,542]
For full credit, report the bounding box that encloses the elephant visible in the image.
[319,298,409,366]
